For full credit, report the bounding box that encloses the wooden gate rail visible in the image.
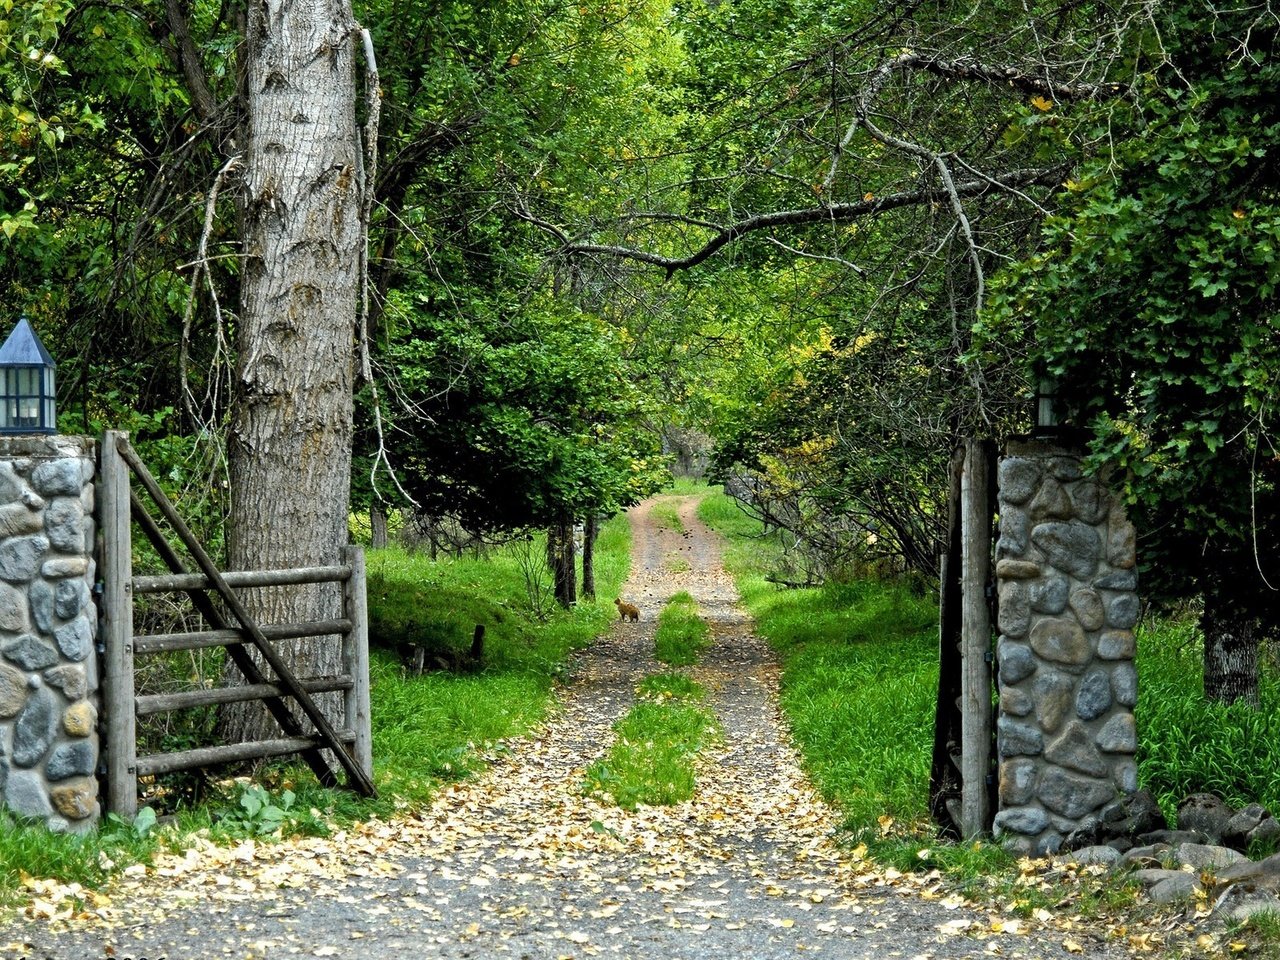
[133,619,351,655]
[100,430,376,818]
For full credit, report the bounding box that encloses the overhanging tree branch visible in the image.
[545,166,1064,276]
[896,52,1127,102]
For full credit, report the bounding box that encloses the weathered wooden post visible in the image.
[960,439,994,838]
[342,544,373,779]
[100,429,137,818]
[929,445,965,835]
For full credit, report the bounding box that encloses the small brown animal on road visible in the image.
[614,598,640,622]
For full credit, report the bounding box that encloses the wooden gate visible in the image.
[98,431,376,817]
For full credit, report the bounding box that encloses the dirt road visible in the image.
[1,495,1126,959]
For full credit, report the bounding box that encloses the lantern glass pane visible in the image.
[44,367,55,430]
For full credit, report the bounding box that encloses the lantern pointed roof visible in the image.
[0,318,55,368]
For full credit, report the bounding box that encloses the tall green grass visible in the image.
[1137,615,1280,822]
[364,515,631,802]
[583,701,717,808]
[654,591,711,666]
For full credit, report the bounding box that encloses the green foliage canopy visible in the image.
[986,1,1280,616]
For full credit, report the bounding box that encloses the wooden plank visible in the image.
[118,438,377,798]
[101,430,138,819]
[343,546,374,779]
[929,444,965,838]
[960,438,994,839]
[135,676,354,716]
[133,566,351,594]
[136,730,357,777]
[128,490,340,789]
[134,619,351,655]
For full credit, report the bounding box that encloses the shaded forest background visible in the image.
[1,0,1276,706]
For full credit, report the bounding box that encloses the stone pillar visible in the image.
[0,436,99,831]
[992,439,1138,855]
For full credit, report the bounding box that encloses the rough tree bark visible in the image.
[1201,583,1260,707]
[221,0,366,743]
[370,504,389,549]
[581,513,597,600]
[547,515,577,609]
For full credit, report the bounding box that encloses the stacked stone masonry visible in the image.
[994,439,1138,856]
[0,436,99,832]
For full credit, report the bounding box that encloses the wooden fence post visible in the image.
[100,430,137,819]
[343,545,373,779]
[929,445,966,836]
[960,438,994,839]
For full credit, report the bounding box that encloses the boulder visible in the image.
[1139,829,1211,847]
[1230,896,1280,923]
[1217,853,1280,892]
[1060,845,1123,868]
[1223,804,1276,852]
[1122,844,1171,868]
[1062,790,1166,851]
[1149,873,1201,903]
[1173,842,1249,872]
[1131,867,1187,886]
[1177,793,1234,844]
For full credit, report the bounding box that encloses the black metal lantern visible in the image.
[0,318,56,434]
[1033,375,1059,436]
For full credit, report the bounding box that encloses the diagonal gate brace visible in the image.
[118,437,376,798]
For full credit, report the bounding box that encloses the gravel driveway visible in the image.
[1,495,1131,960]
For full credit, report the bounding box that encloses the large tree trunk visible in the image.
[221,0,364,743]
[548,515,577,609]
[581,513,597,600]
[1202,583,1260,706]
[370,504,388,549]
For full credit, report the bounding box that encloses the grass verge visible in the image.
[583,700,717,808]
[654,591,710,667]
[637,671,705,702]
[649,499,685,533]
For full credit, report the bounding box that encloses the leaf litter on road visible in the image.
[0,496,1225,959]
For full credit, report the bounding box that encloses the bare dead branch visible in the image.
[553,166,1062,276]
[899,52,1126,101]
[765,237,865,275]
[180,153,242,421]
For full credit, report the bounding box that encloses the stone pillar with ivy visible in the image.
[0,436,99,831]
